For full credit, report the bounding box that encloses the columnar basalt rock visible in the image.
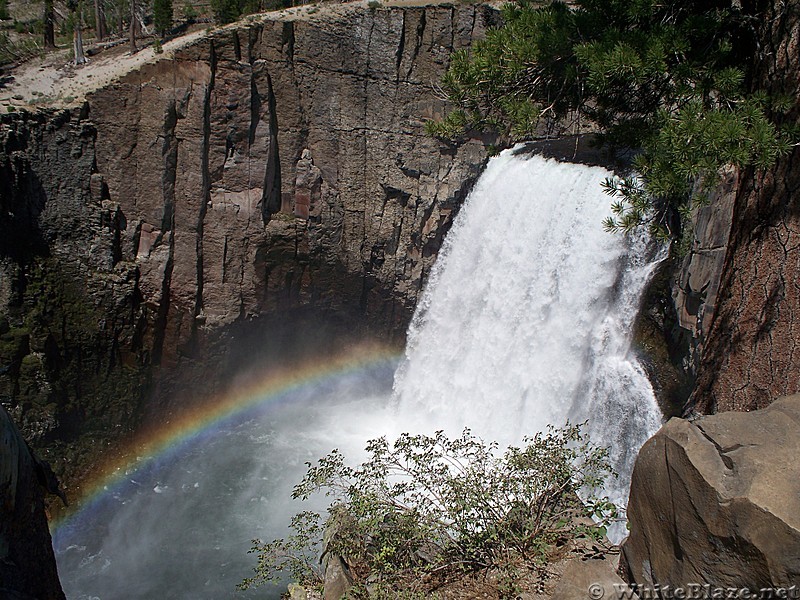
[86,3,493,359]
[0,3,493,474]
[0,406,66,600]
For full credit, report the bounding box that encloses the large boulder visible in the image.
[621,394,800,588]
[0,406,65,600]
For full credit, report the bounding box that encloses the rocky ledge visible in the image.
[622,394,800,588]
[0,406,65,600]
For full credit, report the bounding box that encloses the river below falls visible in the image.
[54,150,664,599]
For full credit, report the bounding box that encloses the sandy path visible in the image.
[0,0,471,111]
[0,28,209,109]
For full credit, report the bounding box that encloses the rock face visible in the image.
[621,394,800,588]
[0,4,492,468]
[0,110,148,449]
[686,1,800,413]
[671,168,737,382]
[87,3,492,349]
[0,406,65,600]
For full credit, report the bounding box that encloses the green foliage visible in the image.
[239,511,325,590]
[241,424,616,594]
[430,0,797,237]
[208,0,289,22]
[209,0,241,23]
[0,0,9,20]
[153,0,173,36]
[181,1,198,21]
[0,31,41,66]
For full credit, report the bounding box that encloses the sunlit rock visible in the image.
[622,394,800,588]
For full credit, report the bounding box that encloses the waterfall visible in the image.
[56,147,664,598]
[392,148,664,538]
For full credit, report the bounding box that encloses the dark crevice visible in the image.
[407,10,425,79]
[196,40,217,325]
[281,21,294,63]
[232,31,241,62]
[160,101,178,234]
[395,12,405,79]
[260,69,281,223]
[694,422,735,471]
[249,72,261,148]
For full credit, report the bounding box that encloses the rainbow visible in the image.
[51,342,403,535]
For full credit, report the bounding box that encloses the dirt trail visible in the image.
[0,28,210,109]
[0,0,462,111]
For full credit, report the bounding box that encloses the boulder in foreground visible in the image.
[621,394,800,588]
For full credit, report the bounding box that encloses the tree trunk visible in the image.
[43,0,55,48]
[94,0,107,40]
[73,10,87,64]
[129,0,136,52]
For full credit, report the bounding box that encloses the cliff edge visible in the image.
[0,2,494,486]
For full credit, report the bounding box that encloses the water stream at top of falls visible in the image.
[55,148,664,599]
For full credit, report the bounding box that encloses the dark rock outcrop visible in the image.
[686,1,800,413]
[621,394,800,588]
[0,110,149,450]
[671,168,737,382]
[0,406,65,600]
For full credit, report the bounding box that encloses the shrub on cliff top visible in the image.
[239,424,616,595]
[428,0,798,238]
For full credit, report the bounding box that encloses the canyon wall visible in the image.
[0,3,494,475]
[88,4,494,351]
[683,1,800,414]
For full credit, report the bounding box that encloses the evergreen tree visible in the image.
[153,0,172,36]
[210,0,242,23]
[429,0,797,237]
[43,0,55,48]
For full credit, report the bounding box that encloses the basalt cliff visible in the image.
[0,2,495,477]
[2,0,800,596]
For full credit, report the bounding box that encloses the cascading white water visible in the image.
[56,148,663,599]
[392,149,664,539]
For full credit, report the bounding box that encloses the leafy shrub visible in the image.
[240,424,616,595]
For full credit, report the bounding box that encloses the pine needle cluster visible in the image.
[427,0,798,237]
